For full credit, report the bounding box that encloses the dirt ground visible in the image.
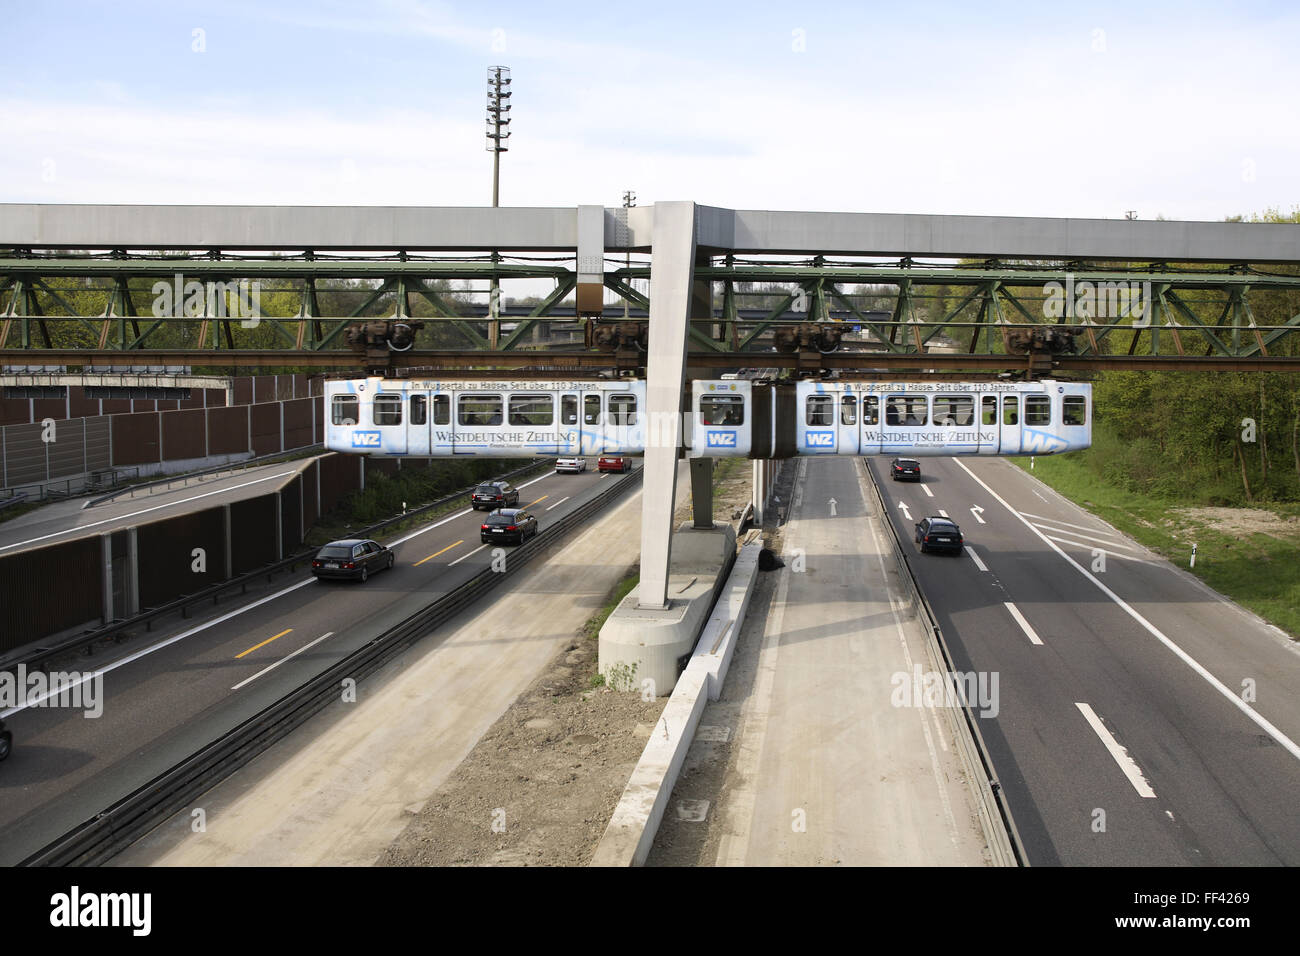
[378,462,757,867]
[1171,506,1300,541]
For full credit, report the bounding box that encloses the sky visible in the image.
[2,0,1298,222]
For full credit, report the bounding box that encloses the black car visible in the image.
[471,480,519,511]
[0,719,11,761]
[915,517,963,554]
[891,458,921,481]
[312,538,395,581]
[480,508,538,545]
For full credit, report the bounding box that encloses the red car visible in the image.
[598,456,631,473]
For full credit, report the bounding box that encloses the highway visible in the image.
[868,455,1300,865]
[0,460,636,865]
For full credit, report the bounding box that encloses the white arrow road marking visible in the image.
[898,501,912,522]
[828,497,838,516]
[970,505,986,524]
[1076,702,1157,798]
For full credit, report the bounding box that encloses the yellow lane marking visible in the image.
[527,495,548,507]
[414,540,463,567]
[236,628,293,660]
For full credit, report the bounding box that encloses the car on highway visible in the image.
[914,517,963,554]
[480,508,538,545]
[555,457,586,474]
[598,455,631,473]
[891,458,922,481]
[311,538,395,581]
[471,480,519,510]
[0,719,11,761]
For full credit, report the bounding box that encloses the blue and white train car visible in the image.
[687,379,1091,457]
[324,376,647,457]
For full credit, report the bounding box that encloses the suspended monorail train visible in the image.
[324,377,1091,459]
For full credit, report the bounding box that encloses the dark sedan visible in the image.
[480,508,538,545]
[915,517,963,554]
[312,538,395,581]
[471,480,519,510]
[891,458,922,481]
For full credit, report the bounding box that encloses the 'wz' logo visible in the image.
[351,431,381,448]
[1019,428,1068,454]
[804,431,835,448]
[706,431,737,448]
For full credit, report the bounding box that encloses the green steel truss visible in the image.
[2,252,1300,365]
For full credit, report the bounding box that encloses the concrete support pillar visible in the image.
[690,457,713,529]
[125,527,139,616]
[638,202,697,610]
[101,532,113,625]
[752,459,766,524]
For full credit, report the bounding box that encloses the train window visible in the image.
[331,394,358,425]
[933,396,974,426]
[609,394,637,426]
[433,394,450,425]
[584,395,601,425]
[863,396,879,425]
[982,396,997,426]
[840,395,857,426]
[1025,395,1051,426]
[373,394,402,426]
[459,394,503,426]
[702,394,744,426]
[509,394,553,426]
[561,394,579,425]
[886,395,927,426]
[1002,396,1018,426]
[1063,395,1087,425]
[806,395,833,426]
[410,394,427,426]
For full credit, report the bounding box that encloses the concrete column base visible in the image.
[599,522,737,696]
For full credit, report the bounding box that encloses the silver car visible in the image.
[555,457,586,474]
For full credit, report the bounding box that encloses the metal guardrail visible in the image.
[0,491,28,514]
[860,459,1029,867]
[3,457,554,675]
[83,444,325,508]
[20,463,642,866]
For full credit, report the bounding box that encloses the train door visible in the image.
[1000,394,1021,454]
[372,390,406,454]
[977,394,999,455]
[407,392,430,455]
[858,393,881,456]
[431,392,452,454]
[881,392,930,456]
[801,388,838,454]
[837,391,861,455]
[607,392,639,453]
[559,393,581,455]
[581,392,604,455]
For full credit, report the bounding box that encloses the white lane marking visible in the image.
[0,577,317,718]
[1032,490,1049,502]
[956,458,1300,764]
[448,544,487,566]
[1075,702,1157,798]
[545,496,571,511]
[389,471,552,547]
[967,547,989,572]
[598,472,610,479]
[1019,512,1119,536]
[1044,533,1144,558]
[231,631,335,691]
[0,470,297,554]
[922,485,934,498]
[938,509,949,518]
[1033,524,1138,550]
[1003,602,1044,646]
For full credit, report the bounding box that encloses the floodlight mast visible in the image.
[486,66,511,346]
